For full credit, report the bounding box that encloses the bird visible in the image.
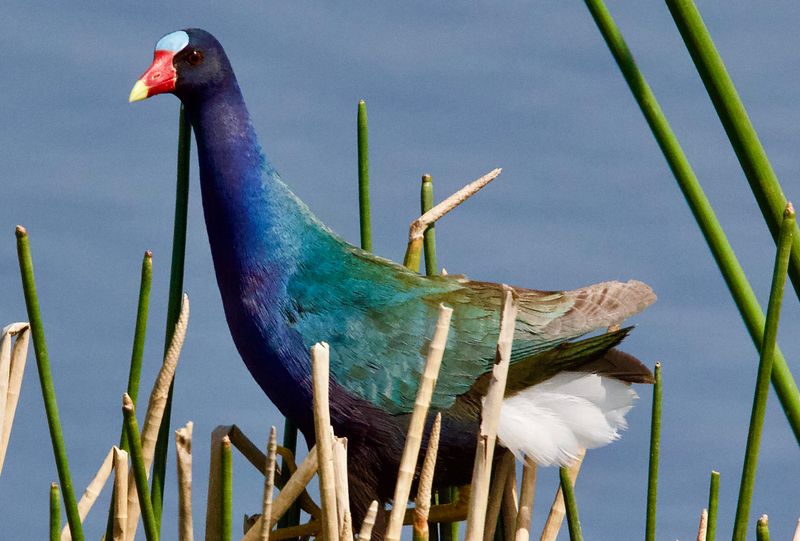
[130,28,656,535]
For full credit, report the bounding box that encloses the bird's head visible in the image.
[129,28,232,104]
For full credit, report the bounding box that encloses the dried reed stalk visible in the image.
[341,511,353,541]
[404,170,502,271]
[697,508,708,541]
[127,293,190,536]
[483,450,515,541]
[269,520,319,540]
[332,437,352,541]
[385,305,453,541]
[60,447,115,540]
[358,501,379,541]
[514,459,537,541]
[464,288,519,541]
[0,322,29,474]
[205,425,232,541]
[501,458,519,541]
[241,441,322,541]
[792,518,800,541]
[176,422,194,541]
[259,426,278,541]
[112,447,129,541]
[414,413,443,541]
[538,449,585,541]
[311,342,338,541]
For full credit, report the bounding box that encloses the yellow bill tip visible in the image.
[128,80,149,103]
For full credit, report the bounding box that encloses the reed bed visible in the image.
[3,2,800,538]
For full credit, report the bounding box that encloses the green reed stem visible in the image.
[645,363,662,541]
[358,99,372,252]
[421,174,438,276]
[123,394,159,541]
[559,466,584,541]
[706,471,719,541]
[50,483,60,541]
[732,205,794,541]
[277,418,301,530]
[665,0,800,302]
[151,104,191,526]
[584,0,800,444]
[15,226,84,541]
[756,515,770,541]
[221,437,233,541]
[105,250,154,540]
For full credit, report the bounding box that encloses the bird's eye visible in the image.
[187,50,204,66]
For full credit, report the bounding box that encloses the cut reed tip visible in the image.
[422,174,432,183]
[785,201,795,217]
[122,393,133,411]
[15,225,27,237]
[144,250,153,259]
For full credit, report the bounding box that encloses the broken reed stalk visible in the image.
[15,226,84,541]
[665,0,800,303]
[357,99,372,252]
[696,509,708,541]
[242,442,320,541]
[646,362,662,541]
[311,342,338,541]
[420,174,438,276]
[126,294,190,536]
[706,471,719,541]
[206,425,232,540]
[260,426,278,541]
[122,393,158,541]
[152,104,192,526]
[112,447,129,541]
[792,519,800,541]
[756,515,770,541]
[333,437,352,541]
[483,450,515,541]
[464,287,518,541]
[501,460,519,541]
[0,322,30,474]
[105,250,153,541]
[584,0,800,442]
[385,304,453,541]
[61,447,114,540]
[539,449,585,541]
[51,483,60,541]
[559,464,583,541]
[175,422,194,541]
[514,459,537,541]
[403,169,502,272]
[414,412,443,541]
[358,501,380,541]
[732,204,795,541]
[220,436,233,541]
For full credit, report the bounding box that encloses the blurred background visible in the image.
[2,2,799,538]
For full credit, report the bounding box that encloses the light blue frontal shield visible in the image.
[155,30,189,53]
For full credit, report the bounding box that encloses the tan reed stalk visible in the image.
[112,446,129,541]
[238,438,319,541]
[414,413,443,541]
[341,510,353,541]
[386,304,453,541]
[358,501,380,541]
[127,294,190,535]
[176,422,194,541]
[501,459,519,541]
[514,459,537,541]
[539,449,585,541]
[258,426,278,541]
[0,322,29,474]
[332,438,349,528]
[205,425,232,541]
[403,169,502,271]
[483,450,515,541]
[696,508,708,541]
[269,521,319,540]
[60,447,114,540]
[792,518,800,541]
[464,287,519,541]
[311,342,338,541]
